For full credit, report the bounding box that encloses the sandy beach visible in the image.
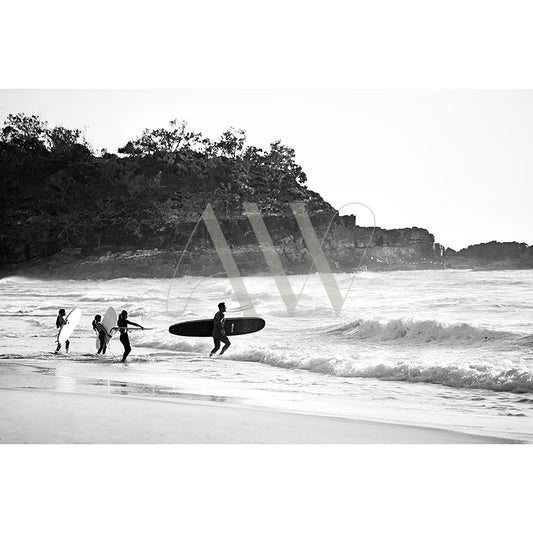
[1,388,514,444]
[0,386,515,444]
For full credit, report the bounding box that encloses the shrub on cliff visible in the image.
[0,114,334,263]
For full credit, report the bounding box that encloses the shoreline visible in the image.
[2,262,533,281]
[1,263,450,280]
[0,388,518,444]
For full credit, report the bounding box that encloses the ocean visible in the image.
[1,269,532,442]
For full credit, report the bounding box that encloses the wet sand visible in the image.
[0,388,515,444]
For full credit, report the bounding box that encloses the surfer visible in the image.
[210,302,231,357]
[116,310,144,362]
[92,314,109,355]
[54,308,70,353]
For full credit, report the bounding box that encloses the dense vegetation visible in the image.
[0,113,333,262]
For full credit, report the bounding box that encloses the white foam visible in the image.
[327,317,516,346]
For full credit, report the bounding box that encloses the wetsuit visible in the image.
[210,310,231,355]
[117,316,142,361]
[55,315,70,353]
[93,321,107,355]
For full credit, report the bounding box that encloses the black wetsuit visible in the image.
[210,311,231,355]
[117,316,131,359]
[55,315,70,353]
[93,322,107,355]
[117,316,141,361]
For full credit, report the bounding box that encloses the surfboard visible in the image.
[57,308,81,345]
[169,317,265,337]
[96,307,117,350]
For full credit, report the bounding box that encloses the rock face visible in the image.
[442,241,533,270]
[352,226,439,268]
[1,213,447,279]
[460,241,530,261]
[2,211,531,279]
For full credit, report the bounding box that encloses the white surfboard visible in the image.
[57,308,81,345]
[96,307,117,350]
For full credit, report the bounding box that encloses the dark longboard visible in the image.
[169,317,265,337]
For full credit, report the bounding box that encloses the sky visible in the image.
[1,89,532,250]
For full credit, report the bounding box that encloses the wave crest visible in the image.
[225,349,533,393]
[326,318,516,346]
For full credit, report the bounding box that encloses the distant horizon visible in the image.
[2,89,532,250]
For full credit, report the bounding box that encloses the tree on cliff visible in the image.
[212,128,247,159]
[263,140,307,189]
[1,113,49,152]
[118,119,203,157]
[0,113,333,264]
[1,113,89,155]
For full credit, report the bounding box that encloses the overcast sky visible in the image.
[1,89,531,250]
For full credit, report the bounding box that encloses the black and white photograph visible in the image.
[2,89,532,444]
[1,1,532,531]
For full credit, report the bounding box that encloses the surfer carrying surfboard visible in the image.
[54,309,70,353]
[116,310,144,362]
[210,302,231,357]
[92,314,110,355]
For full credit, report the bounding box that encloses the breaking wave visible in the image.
[225,348,533,393]
[325,318,522,346]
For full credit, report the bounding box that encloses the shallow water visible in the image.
[1,270,532,441]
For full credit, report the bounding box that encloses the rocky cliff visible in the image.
[4,213,531,279]
[443,241,533,270]
[1,113,530,279]
[2,212,446,279]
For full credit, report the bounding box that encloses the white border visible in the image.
[1,1,531,530]
[1,445,532,532]
[1,1,533,88]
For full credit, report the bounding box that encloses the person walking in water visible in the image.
[92,314,109,355]
[116,310,144,362]
[210,302,231,357]
[55,308,70,353]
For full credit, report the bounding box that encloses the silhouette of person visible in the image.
[55,308,70,353]
[92,314,109,355]
[117,310,144,362]
[210,302,231,357]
